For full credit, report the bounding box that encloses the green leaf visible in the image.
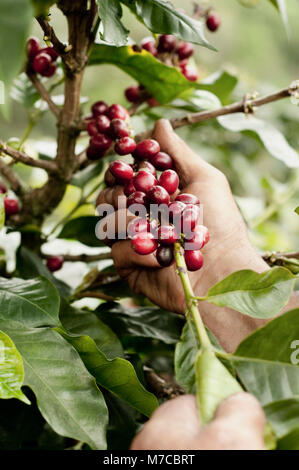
[96,301,184,344]
[97,0,129,46]
[268,0,289,33]
[70,160,104,187]
[218,114,299,168]
[31,0,55,16]
[202,267,295,319]
[295,207,299,215]
[60,302,124,360]
[121,0,214,50]
[11,73,40,109]
[0,276,60,328]
[59,329,158,417]
[238,0,260,6]
[195,349,242,425]
[264,398,299,449]
[197,70,238,104]
[0,0,33,118]
[3,326,108,450]
[232,308,299,405]
[0,194,5,231]
[0,330,29,404]
[58,216,105,247]
[89,45,197,105]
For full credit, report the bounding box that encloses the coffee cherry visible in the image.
[181,204,200,232]
[107,104,128,121]
[169,201,186,221]
[184,250,204,271]
[4,198,19,216]
[92,100,109,116]
[158,225,179,245]
[147,97,159,107]
[137,160,157,177]
[115,137,136,156]
[133,170,157,193]
[127,217,150,238]
[96,115,111,134]
[46,256,64,272]
[195,225,210,246]
[150,151,173,171]
[0,181,7,194]
[32,52,52,75]
[104,169,116,187]
[141,37,158,56]
[134,139,160,160]
[90,133,112,152]
[42,61,56,77]
[131,232,158,255]
[147,185,170,206]
[125,85,141,103]
[175,193,200,205]
[87,120,99,137]
[206,13,221,32]
[86,146,105,161]
[109,160,133,184]
[159,169,179,195]
[156,245,174,267]
[158,34,176,53]
[177,42,194,60]
[110,119,130,139]
[41,47,59,61]
[124,180,136,197]
[27,37,40,60]
[127,191,147,209]
[181,65,198,82]
[185,227,204,250]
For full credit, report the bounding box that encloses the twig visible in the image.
[43,252,112,262]
[0,159,23,195]
[144,366,185,399]
[0,140,58,173]
[73,290,116,302]
[26,69,60,119]
[36,15,66,56]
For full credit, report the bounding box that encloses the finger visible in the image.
[96,185,125,209]
[96,208,134,244]
[112,240,160,270]
[214,392,266,431]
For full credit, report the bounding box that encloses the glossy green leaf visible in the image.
[70,160,104,187]
[58,216,105,247]
[97,0,129,46]
[0,276,60,328]
[195,349,242,425]
[197,70,238,103]
[264,397,299,449]
[218,114,299,168]
[121,0,214,49]
[0,330,29,404]
[59,329,158,417]
[0,0,33,117]
[232,309,299,405]
[89,45,197,104]
[203,267,295,319]
[96,301,184,344]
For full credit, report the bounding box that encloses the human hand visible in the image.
[130,392,266,450]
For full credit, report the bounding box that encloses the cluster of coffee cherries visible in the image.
[104,140,209,272]
[85,101,135,161]
[0,181,19,217]
[27,37,59,77]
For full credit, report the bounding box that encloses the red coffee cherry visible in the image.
[125,85,142,103]
[107,104,128,121]
[168,201,186,221]
[175,193,200,205]
[150,151,173,171]
[127,217,150,238]
[46,256,64,272]
[115,137,136,156]
[27,37,40,60]
[158,225,179,245]
[147,185,170,206]
[86,146,105,161]
[127,191,147,209]
[109,160,134,184]
[158,34,176,53]
[141,37,158,56]
[110,119,130,139]
[90,133,112,152]
[156,245,174,267]
[181,204,200,232]
[131,232,158,255]
[104,169,116,187]
[185,225,210,250]
[206,13,221,32]
[92,101,109,116]
[124,180,136,197]
[147,97,159,107]
[4,198,19,216]
[137,160,157,177]
[0,181,7,194]
[181,65,198,82]
[41,47,59,61]
[96,115,111,134]
[134,139,160,160]
[133,170,157,193]
[42,61,56,77]
[32,52,52,75]
[184,250,204,271]
[87,120,99,137]
[176,42,194,60]
[159,169,179,195]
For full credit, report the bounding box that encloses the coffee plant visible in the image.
[0,0,298,451]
